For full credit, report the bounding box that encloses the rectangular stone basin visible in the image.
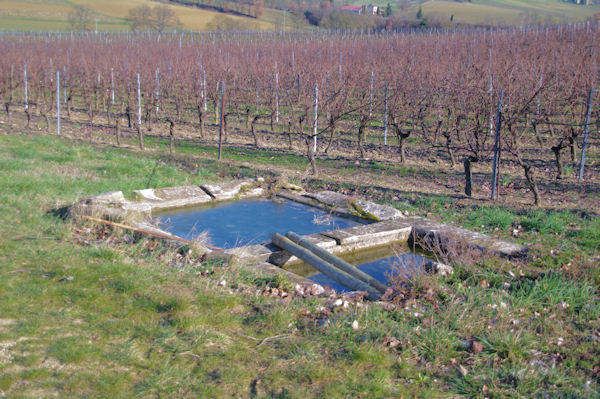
[284,243,432,293]
[154,197,362,249]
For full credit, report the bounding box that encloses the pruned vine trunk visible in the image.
[125,105,132,128]
[391,122,411,164]
[250,115,261,148]
[324,119,337,154]
[443,131,455,167]
[115,118,121,146]
[214,99,219,125]
[357,118,367,159]
[287,121,293,150]
[463,156,478,197]
[137,123,144,150]
[568,135,575,162]
[197,105,204,138]
[4,101,10,124]
[168,118,175,156]
[515,153,541,206]
[551,145,564,179]
[144,103,152,132]
[246,107,250,130]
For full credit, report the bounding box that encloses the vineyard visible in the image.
[1,24,600,398]
[0,25,599,207]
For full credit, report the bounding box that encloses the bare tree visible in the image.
[153,6,181,33]
[127,5,181,32]
[127,5,153,32]
[68,6,93,32]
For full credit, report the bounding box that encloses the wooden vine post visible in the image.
[218,81,225,161]
[275,63,279,123]
[491,89,503,201]
[110,68,114,105]
[313,84,318,154]
[578,86,594,182]
[23,63,30,127]
[137,73,143,150]
[384,82,389,146]
[56,71,61,136]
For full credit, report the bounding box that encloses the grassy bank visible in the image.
[0,131,598,397]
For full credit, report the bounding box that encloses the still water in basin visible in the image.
[285,245,429,293]
[155,198,360,248]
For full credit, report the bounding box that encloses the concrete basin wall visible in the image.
[72,180,527,286]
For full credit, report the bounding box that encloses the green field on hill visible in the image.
[0,0,283,31]
[421,0,598,25]
[354,0,598,25]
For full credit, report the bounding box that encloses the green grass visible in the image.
[464,206,516,231]
[397,0,599,25]
[0,131,598,397]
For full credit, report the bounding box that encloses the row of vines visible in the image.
[0,24,599,205]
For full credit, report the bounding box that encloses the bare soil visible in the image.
[2,109,598,215]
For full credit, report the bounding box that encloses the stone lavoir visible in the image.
[72,178,527,297]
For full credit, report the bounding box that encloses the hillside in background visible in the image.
[0,0,289,31]
[0,0,597,32]
[416,0,598,25]
[283,0,597,27]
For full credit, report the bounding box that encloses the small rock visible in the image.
[351,320,359,330]
[281,182,303,191]
[294,284,305,296]
[434,262,454,276]
[309,284,325,296]
[218,280,227,287]
[317,318,330,327]
[472,341,483,354]
[457,364,469,377]
[375,301,397,311]
[343,291,366,301]
[383,337,402,349]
